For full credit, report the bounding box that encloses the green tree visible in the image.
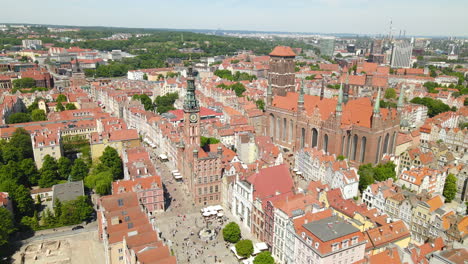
[10,128,33,159]
[57,157,72,180]
[56,94,67,103]
[20,211,39,231]
[443,173,457,203]
[39,155,60,187]
[223,222,241,243]
[235,239,254,258]
[10,185,35,219]
[143,73,148,80]
[256,99,265,110]
[0,207,15,246]
[254,251,275,264]
[384,88,397,99]
[59,196,93,225]
[99,146,123,179]
[20,158,40,186]
[337,155,346,161]
[70,158,89,181]
[200,136,220,147]
[85,170,113,195]
[12,77,36,88]
[31,109,47,121]
[65,103,77,110]
[54,198,63,219]
[56,102,65,112]
[7,112,31,124]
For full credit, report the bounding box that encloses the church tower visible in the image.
[183,65,200,146]
[269,46,296,97]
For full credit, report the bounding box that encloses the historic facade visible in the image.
[177,66,223,206]
[265,47,401,165]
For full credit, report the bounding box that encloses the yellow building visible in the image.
[90,129,140,160]
[31,130,63,169]
[365,220,411,255]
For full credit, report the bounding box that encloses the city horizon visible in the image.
[2,21,468,39]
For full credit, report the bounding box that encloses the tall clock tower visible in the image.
[183,65,200,146]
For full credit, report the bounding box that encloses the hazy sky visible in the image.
[2,0,468,36]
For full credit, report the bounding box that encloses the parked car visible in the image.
[72,225,84,231]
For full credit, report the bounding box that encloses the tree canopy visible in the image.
[12,77,35,89]
[201,136,220,147]
[443,173,457,203]
[132,94,154,111]
[358,162,396,192]
[155,92,178,114]
[235,239,254,258]
[0,207,15,247]
[31,109,47,121]
[7,112,31,124]
[384,88,397,99]
[253,251,275,264]
[410,97,455,117]
[223,222,241,243]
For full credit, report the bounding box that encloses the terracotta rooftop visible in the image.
[269,46,296,57]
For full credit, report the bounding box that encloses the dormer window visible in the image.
[315,242,319,249]
[332,242,339,251]
[301,232,305,238]
[342,239,349,248]
[351,236,359,245]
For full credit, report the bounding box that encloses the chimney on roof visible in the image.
[304,219,308,224]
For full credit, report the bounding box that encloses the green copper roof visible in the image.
[336,82,343,113]
[374,88,381,114]
[183,66,199,112]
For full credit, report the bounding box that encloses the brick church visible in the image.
[177,65,223,206]
[265,46,401,165]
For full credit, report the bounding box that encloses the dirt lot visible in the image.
[12,230,104,264]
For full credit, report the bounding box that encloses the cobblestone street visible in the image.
[150,153,252,264]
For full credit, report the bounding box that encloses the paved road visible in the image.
[21,223,97,243]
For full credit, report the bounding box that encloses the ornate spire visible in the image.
[298,78,305,111]
[397,87,404,111]
[336,81,343,114]
[183,63,199,112]
[374,88,381,114]
[343,73,350,104]
[320,79,325,100]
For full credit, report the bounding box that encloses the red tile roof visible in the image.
[247,164,294,200]
[269,46,296,57]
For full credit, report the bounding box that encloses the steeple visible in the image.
[320,79,325,100]
[343,73,350,104]
[298,78,305,111]
[397,87,404,111]
[183,63,199,113]
[335,81,343,115]
[374,88,381,115]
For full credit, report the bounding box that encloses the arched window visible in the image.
[289,120,294,142]
[341,136,345,155]
[276,118,281,140]
[390,132,397,154]
[324,134,329,153]
[360,137,367,162]
[283,118,287,141]
[312,128,318,148]
[269,114,275,137]
[346,134,351,157]
[352,135,358,161]
[383,133,390,154]
[375,136,382,164]
[301,127,305,148]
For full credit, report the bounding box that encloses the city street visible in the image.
[150,151,242,264]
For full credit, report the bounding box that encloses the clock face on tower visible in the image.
[189,113,198,123]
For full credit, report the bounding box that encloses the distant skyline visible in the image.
[2,0,468,37]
